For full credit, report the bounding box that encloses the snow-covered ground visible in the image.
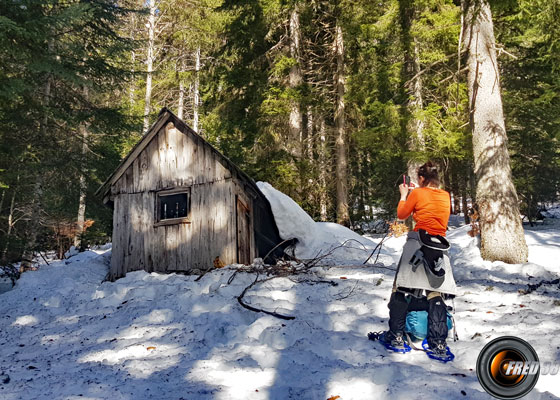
[2,204,560,399]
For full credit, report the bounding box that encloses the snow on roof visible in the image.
[257,182,378,264]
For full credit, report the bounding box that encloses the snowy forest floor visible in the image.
[1,220,560,399]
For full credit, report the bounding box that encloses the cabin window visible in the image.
[155,189,191,226]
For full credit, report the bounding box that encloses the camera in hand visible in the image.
[402,175,416,189]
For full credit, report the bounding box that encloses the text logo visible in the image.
[476,336,540,399]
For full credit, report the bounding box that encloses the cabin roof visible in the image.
[96,108,261,202]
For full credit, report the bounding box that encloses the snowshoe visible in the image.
[368,331,411,354]
[421,338,454,363]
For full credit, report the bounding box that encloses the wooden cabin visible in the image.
[96,108,284,280]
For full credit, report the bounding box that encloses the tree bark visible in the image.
[129,11,136,108]
[74,86,89,248]
[461,174,470,224]
[451,169,461,214]
[21,37,53,270]
[193,46,200,133]
[400,0,425,184]
[462,0,528,263]
[177,59,185,120]
[1,187,17,264]
[288,5,303,160]
[178,79,185,120]
[142,0,156,135]
[334,21,349,227]
[318,117,328,222]
[406,40,425,184]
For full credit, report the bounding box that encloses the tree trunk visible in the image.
[129,11,136,108]
[288,5,303,159]
[177,59,185,120]
[318,117,328,222]
[306,106,315,210]
[462,176,470,224]
[21,37,53,270]
[178,79,185,120]
[406,39,425,184]
[142,0,156,135]
[469,166,476,202]
[306,106,313,161]
[193,47,200,133]
[462,0,528,263]
[442,161,453,215]
[334,21,349,227]
[20,180,41,270]
[74,86,89,248]
[1,188,17,264]
[400,0,425,184]
[452,169,461,214]
[0,189,4,215]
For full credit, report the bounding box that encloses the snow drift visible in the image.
[257,182,378,264]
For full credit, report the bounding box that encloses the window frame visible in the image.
[154,187,192,227]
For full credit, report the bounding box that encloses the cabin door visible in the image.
[236,196,251,264]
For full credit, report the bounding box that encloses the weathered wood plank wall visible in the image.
[110,122,251,278]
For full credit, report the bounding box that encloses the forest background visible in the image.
[0,0,558,264]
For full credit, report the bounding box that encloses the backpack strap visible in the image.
[418,229,450,251]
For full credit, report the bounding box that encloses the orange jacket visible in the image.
[397,187,450,236]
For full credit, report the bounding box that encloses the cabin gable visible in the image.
[111,122,232,196]
[99,108,282,280]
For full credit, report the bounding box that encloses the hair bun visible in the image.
[417,161,440,186]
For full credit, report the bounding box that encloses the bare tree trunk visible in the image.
[288,5,303,159]
[129,12,136,108]
[193,47,200,133]
[452,169,461,214]
[177,59,185,120]
[0,189,5,215]
[442,163,453,214]
[142,0,156,135]
[318,117,328,222]
[462,179,470,224]
[469,166,476,202]
[21,37,53,270]
[462,0,528,263]
[20,180,41,271]
[306,106,315,208]
[74,86,89,248]
[334,21,349,227]
[406,39,425,183]
[178,80,185,120]
[306,106,313,161]
[404,39,424,230]
[400,0,425,183]
[1,188,17,264]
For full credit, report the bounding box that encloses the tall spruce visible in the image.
[334,10,349,227]
[462,0,528,263]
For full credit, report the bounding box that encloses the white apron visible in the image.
[393,231,458,296]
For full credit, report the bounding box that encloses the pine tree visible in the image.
[462,0,528,263]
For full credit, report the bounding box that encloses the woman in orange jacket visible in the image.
[370,162,457,361]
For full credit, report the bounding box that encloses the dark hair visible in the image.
[417,161,440,186]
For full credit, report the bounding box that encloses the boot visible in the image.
[427,338,448,357]
[384,330,406,349]
[388,291,408,334]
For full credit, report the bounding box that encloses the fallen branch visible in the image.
[237,274,295,320]
[39,252,50,266]
[519,278,560,295]
[262,238,297,263]
[363,231,390,265]
[333,279,359,301]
